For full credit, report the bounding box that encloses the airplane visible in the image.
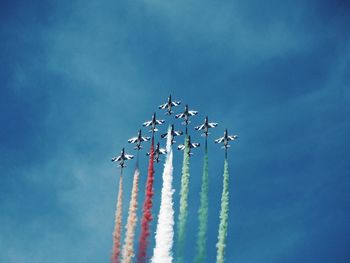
[175,104,198,127]
[111,148,134,168]
[158,94,181,115]
[143,112,165,133]
[177,135,200,155]
[195,116,218,137]
[128,129,151,150]
[215,129,238,149]
[161,124,183,145]
[147,142,167,163]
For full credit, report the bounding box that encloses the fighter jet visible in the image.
[177,135,200,155]
[215,129,238,149]
[147,142,167,163]
[158,94,181,115]
[161,124,183,145]
[175,104,198,131]
[143,112,165,133]
[111,148,134,168]
[195,116,218,137]
[128,129,151,150]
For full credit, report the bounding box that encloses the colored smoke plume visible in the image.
[121,167,140,263]
[194,141,209,263]
[112,174,124,263]
[137,138,155,263]
[216,158,229,263]
[152,126,175,263]
[176,135,190,263]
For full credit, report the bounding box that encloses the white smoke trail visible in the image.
[121,168,140,263]
[151,126,175,263]
[111,175,123,263]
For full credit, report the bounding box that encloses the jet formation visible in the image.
[161,124,183,145]
[128,129,151,150]
[159,94,181,115]
[111,94,237,168]
[177,135,200,156]
[147,142,167,163]
[143,112,165,133]
[195,116,218,137]
[215,129,238,149]
[111,148,134,168]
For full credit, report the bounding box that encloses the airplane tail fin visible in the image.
[189,152,194,156]
[201,133,209,137]
[221,145,230,149]
[182,121,190,125]
[134,146,143,150]
[149,128,158,133]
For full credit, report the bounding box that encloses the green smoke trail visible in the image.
[194,140,209,263]
[176,135,190,263]
[216,157,229,263]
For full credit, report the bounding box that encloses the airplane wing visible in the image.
[141,136,151,141]
[215,137,224,143]
[128,137,138,143]
[174,131,183,136]
[195,124,205,130]
[228,135,238,141]
[171,101,181,106]
[161,133,168,138]
[156,119,165,125]
[208,122,218,128]
[175,113,185,119]
[111,156,121,162]
[143,121,152,127]
[159,148,167,155]
[158,103,167,109]
[191,143,200,148]
[188,110,198,116]
[125,154,134,160]
[177,145,185,151]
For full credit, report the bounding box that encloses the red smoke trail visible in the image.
[137,137,155,263]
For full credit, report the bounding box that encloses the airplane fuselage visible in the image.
[150,114,157,132]
[154,151,160,162]
[135,132,142,149]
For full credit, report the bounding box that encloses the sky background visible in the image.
[1,0,350,262]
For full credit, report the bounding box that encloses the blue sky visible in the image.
[1,0,349,262]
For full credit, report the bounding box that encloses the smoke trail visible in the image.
[216,157,229,263]
[137,137,155,263]
[121,167,140,263]
[112,174,124,263]
[194,141,209,263]
[152,126,175,263]
[176,135,190,263]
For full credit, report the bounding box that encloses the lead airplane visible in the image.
[195,116,218,137]
[177,135,200,155]
[215,129,238,149]
[143,112,165,133]
[111,148,134,168]
[147,142,167,163]
[161,124,183,145]
[128,129,151,150]
[158,94,181,115]
[175,104,198,132]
